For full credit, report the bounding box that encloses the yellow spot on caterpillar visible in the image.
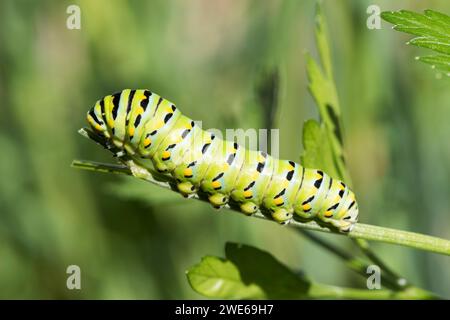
[162,150,171,159]
[273,197,284,206]
[243,190,252,198]
[128,126,135,137]
[144,138,151,147]
[211,181,221,189]
[302,203,311,211]
[324,210,333,217]
[184,168,193,177]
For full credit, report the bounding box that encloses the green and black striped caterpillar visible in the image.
[87,89,359,232]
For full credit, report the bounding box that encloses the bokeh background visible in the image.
[0,0,449,299]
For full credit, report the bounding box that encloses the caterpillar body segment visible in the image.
[87,89,359,233]
[173,129,219,196]
[230,150,273,215]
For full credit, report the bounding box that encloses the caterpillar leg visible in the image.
[208,193,228,208]
[239,201,258,215]
[154,160,170,173]
[271,208,293,225]
[177,181,196,197]
[333,220,353,233]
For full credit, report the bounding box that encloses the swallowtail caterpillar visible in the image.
[86,89,359,232]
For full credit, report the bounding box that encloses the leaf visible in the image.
[300,119,340,180]
[416,55,450,73]
[186,243,312,299]
[314,3,333,79]
[186,256,264,299]
[381,9,450,76]
[409,37,450,55]
[302,4,351,184]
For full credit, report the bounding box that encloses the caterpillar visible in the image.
[86,89,359,232]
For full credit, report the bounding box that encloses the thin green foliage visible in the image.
[302,4,350,184]
[381,9,450,75]
[301,4,419,295]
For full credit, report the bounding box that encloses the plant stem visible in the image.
[310,283,437,300]
[260,209,450,256]
[71,160,132,175]
[352,238,407,285]
[282,218,450,256]
[298,230,406,291]
[71,155,450,257]
[310,283,392,299]
[350,223,450,256]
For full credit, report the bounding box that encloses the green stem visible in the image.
[352,238,407,286]
[311,283,391,299]
[349,223,450,256]
[298,231,442,298]
[299,231,406,291]
[310,283,437,300]
[71,160,131,175]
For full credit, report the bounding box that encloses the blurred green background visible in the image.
[0,0,449,299]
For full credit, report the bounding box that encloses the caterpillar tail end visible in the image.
[208,193,228,209]
[336,207,359,233]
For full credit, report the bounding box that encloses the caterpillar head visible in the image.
[86,99,110,139]
[271,208,293,225]
[87,95,126,151]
